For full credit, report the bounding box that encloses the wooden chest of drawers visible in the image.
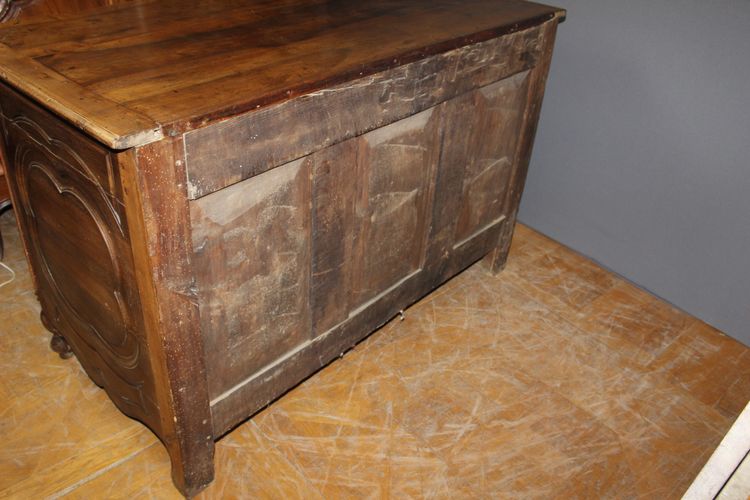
[0,0,564,495]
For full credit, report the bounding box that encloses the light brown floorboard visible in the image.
[1,211,747,499]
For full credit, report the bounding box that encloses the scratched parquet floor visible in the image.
[1,208,749,499]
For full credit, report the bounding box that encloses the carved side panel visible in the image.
[190,158,312,398]
[0,86,159,429]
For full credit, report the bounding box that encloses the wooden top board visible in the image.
[0,0,564,149]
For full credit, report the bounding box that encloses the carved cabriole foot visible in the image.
[40,310,74,359]
[50,334,74,359]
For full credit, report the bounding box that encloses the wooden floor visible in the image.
[1,208,748,499]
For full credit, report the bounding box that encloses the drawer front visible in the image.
[0,84,160,429]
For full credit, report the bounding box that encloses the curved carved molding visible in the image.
[0,0,37,23]
[5,111,153,416]
[12,115,123,232]
[20,157,140,365]
[0,1,9,22]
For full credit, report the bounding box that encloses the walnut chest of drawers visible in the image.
[0,0,564,495]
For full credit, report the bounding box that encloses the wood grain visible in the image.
[184,24,545,198]
[0,83,161,431]
[190,158,313,399]
[483,20,560,273]
[120,139,215,496]
[201,68,552,434]
[0,0,140,25]
[0,0,563,148]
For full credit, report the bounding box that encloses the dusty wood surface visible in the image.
[120,139,215,497]
[190,157,313,400]
[184,24,545,198]
[482,20,559,274]
[0,0,563,149]
[198,52,554,434]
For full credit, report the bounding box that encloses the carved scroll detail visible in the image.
[0,0,36,23]
[19,157,140,366]
[3,108,153,416]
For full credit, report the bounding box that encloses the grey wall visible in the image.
[519,0,750,345]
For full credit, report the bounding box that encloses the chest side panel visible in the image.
[0,83,161,432]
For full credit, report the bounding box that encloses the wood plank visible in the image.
[483,20,560,273]
[309,140,359,336]
[190,158,312,399]
[310,107,440,336]
[453,74,529,244]
[120,140,215,497]
[419,71,528,284]
[184,25,545,198]
[0,44,161,149]
[352,108,440,305]
[0,0,563,149]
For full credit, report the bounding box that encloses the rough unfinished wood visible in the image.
[201,65,556,435]
[191,158,312,399]
[483,20,560,274]
[308,109,441,336]
[184,25,545,198]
